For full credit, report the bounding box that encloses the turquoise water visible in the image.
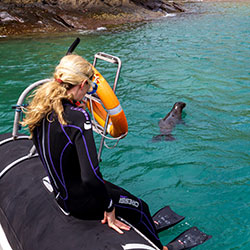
[0,1,250,249]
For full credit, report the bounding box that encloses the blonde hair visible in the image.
[21,54,94,135]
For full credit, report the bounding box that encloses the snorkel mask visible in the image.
[87,80,98,95]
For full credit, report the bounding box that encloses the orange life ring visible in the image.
[87,67,128,138]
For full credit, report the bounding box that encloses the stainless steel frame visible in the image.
[1,52,123,169]
[88,52,122,162]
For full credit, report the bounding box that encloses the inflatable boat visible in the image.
[0,131,211,250]
[0,39,211,250]
[0,132,167,250]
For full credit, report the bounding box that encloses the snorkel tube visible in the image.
[66,37,80,55]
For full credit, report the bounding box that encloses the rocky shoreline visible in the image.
[0,0,186,37]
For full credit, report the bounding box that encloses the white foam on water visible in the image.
[77,29,94,34]
[96,27,107,31]
[77,27,107,34]
[165,13,177,17]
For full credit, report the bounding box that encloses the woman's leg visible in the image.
[105,181,163,249]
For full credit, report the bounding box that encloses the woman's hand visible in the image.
[101,208,130,234]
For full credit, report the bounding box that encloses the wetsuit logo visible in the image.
[119,197,139,208]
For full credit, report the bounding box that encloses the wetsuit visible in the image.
[32,99,162,249]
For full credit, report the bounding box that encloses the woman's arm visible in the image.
[73,122,113,211]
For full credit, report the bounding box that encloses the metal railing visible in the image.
[1,52,123,164]
[89,52,122,162]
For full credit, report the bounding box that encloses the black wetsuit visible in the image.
[33,100,162,249]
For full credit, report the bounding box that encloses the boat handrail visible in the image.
[12,79,51,139]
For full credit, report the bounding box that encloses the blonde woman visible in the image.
[22,54,172,250]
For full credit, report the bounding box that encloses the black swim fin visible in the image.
[152,206,185,233]
[166,226,212,250]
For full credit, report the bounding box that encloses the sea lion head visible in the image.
[164,101,186,122]
[154,101,186,142]
[162,101,186,123]
[173,102,186,113]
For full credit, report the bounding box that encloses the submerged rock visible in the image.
[0,0,185,36]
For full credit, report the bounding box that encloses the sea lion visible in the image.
[153,102,186,141]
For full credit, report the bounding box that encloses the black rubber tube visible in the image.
[66,37,80,55]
